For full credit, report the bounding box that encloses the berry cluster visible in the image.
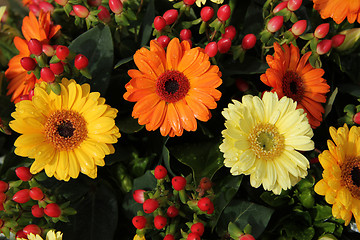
[131,165,216,240]
[0,167,76,239]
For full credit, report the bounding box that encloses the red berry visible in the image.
[201,6,214,22]
[154,165,168,179]
[273,1,288,13]
[28,39,43,56]
[0,193,6,203]
[331,34,345,48]
[154,16,167,31]
[157,35,171,48]
[15,230,27,239]
[164,234,175,240]
[242,34,256,50]
[291,20,307,36]
[222,25,236,41]
[20,57,36,71]
[56,45,70,61]
[239,234,256,240]
[206,201,214,214]
[205,41,218,57]
[183,0,196,5]
[267,16,283,33]
[15,166,33,181]
[40,67,55,82]
[29,187,44,201]
[55,0,68,6]
[187,232,201,240]
[73,5,89,18]
[0,181,8,192]
[133,189,145,203]
[217,38,232,54]
[163,9,178,25]
[166,205,179,218]
[154,215,167,229]
[87,0,102,7]
[354,112,360,124]
[44,203,62,217]
[287,0,302,11]
[217,4,231,22]
[50,62,64,75]
[180,29,192,41]
[316,39,332,55]
[197,197,211,211]
[31,205,44,218]
[314,23,330,39]
[39,2,54,13]
[191,222,205,236]
[23,224,42,236]
[98,6,111,23]
[42,44,55,56]
[132,215,147,229]
[74,54,89,70]
[29,4,41,16]
[199,177,212,191]
[172,176,187,191]
[143,199,159,213]
[109,0,123,14]
[236,78,249,92]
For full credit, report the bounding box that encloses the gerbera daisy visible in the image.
[260,42,330,128]
[313,0,360,24]
[124,38,222,137]
[195,0,224,7]
[219,92,314,194]
[17,230,63,240]
[10,78,121,181]
[314,124,360,229]
[133,235,146,240]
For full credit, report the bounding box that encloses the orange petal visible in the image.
[166,38,182,70]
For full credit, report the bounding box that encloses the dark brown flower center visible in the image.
[341,158,360,199]
[156,70,190,103]
[282,71,304,102]
[57,121,75,138]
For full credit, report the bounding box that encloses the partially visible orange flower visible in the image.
[124,38,222,137]
[313,0,360,24]
[260,42,330,128]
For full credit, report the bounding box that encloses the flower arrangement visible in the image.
[0,0,360,239]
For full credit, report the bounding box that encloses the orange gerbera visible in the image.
[260,42,330,128]
[313,0,360,24]
[124,38,222,137]
[5,11,61,103]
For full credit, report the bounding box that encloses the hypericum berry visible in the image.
[166,205,179,218]
[197,197,212,211]
[15,166,33,181]
[133,189,146,203]
[44,203,62,218]
[239,234,256,240]
[143,199,159,213]
[207,201,214,214]
[236,78,249,92]
[15,230,27,239]
[163,9,178,25]
[55,0,68,6]
[56,45,70,61]
[172,176,187,191]
[132,216,147,229]
[73,5,89,18]
[242,34,256,50]
[205,41,218,57]
[31,205,44,218]
[191,222,205,236]
[217,38,232,54]
[13,189,30,204]
[316,39,332,55]
[199,177,212,191]
[87,0,102,7]
[29,4,41,16]
[50,62,64,75]
[109,0,123,14]
[40,67,55,82]
[287,0,302,11]
[39,2,54,13]
[154,165,168,179]
[20,57,36,71]
[314,23,330,39]
[74,54,89,70]
[42,44,55,56]
[187,232,201,240]
[200,6,214,22]
[291,20,307,36]
[222,25,236,41]
[154,215,167,229]
[331,34,346,48]
[183,0,196,5]
[273,1,288,13]
[164,234,175,240]
[29,187,44,201]
[354,112,360,124]
[98,6,111,23]
[23,224,42,236]
[0,193,6,203]
[157,35,171,48]
[28,39,43,56]
[0,181,8,192]
[217,4,231,22]
[180,29,192,41]
[267,16,283,33]
[154,16,167,31]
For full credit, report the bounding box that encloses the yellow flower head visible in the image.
[220,92,314,194]
[195,0,224,7]
[133,234,146,240]
[315,124,360,229]
[10,78,121,181]
[17,230,63,240]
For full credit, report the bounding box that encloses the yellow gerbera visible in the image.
[17,230,63,240]
[314,124,360,229]
[220,92,314,194]
[134,234,146,240]
[10,78,121,181]
[195,0,224,7]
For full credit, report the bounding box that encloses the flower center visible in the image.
[156,70,190,103]
[341,158,360,199]
[282,71,304,102]
[248,123,284,160]
[44,110,87,151]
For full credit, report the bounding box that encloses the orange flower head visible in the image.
[260,42,330,128]
[124,38,222,137]
[313,0,360,24]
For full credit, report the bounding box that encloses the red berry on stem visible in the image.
[29,187,44,201]
[74,54,89,70]
[154,16,167,31]
[187,232,201,240]
[183,0,196,5]
[200,6,214,22]
[217,4,231,22]
[236,78,249,92]
[143,199,159,213]
[291,20,307,36]
[41,67,55,82]
[354,112,360,124]
[172,176,187,191]
[31,205,44,218]
[191,222,205,236]
[163,9,178,25]
[50,62,64,75]
[166,205,179,218]
[73,5,89,18]
[267,16,283,33]
[242,34,257,50]
[44,203,62,217]
[56,45,70,61]
[13,189,31,203]
[157,35,171,48]
[29,4,41,16]
[39,2,54,13]
[132,216,147,229]
[217,38,232,54]
[273,1,288,13]
[133,189,145,204]
[205,42,218,57]
[199,177,212,191]
[20,57,36,71]
[197,197,211,211]
[55,0,68,6]
[331,34,346,48]
[15,230,27,239]
[23,224,42,236]
[109,0,123,14]
[87,0,102,7]
[316,39,332,55]
[15,166,33,181]
[180,29,192,41]
[0,181,8,192]
[164,234,175,240]
[154,215,167,229]
[28,39,43,56]
[207,201,214,214]
[287,0,302,11]
[222,25,236,41]
[42,44,55,56]
[314,23,330,39]
[239,234,256,240]
[154,165,168,179]
[0,192,6,203]
[98,6,111,23]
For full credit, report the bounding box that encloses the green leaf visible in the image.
[260,191,292,208]
[339,83,360,97]
[69,25,113,95]
[170,141,224,183]
[222,56,268,76]
[324,87,338,118]
[117,115,144,134]
[141,0,155,46]
[114,56,133,69]
[283,223,315,240]
[313,204,332,222]
[314,222,336,234]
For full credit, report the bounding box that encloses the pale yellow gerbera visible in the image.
[220,92,314,194]
[315,124,360,230]
[17,230,63,240]
[10,78,121,181]
[195,0,224,7]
